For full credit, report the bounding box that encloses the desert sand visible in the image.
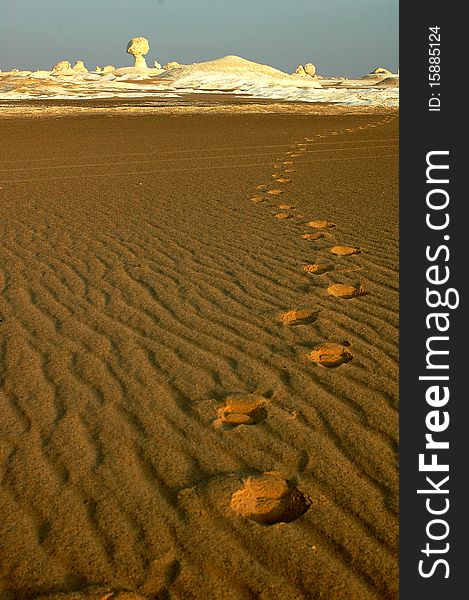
[0,106,398,599]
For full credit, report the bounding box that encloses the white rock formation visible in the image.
[95,66,103,73]
[52,60,71,73]
[73,60,88,72]
[294,65,307,76]
[126,37,150,70]
[163,61,181,70]
[102,65,116,73]
[362,66,397,80]
[154,60,162,69]
[304,63,316,77]
[157,55,322,90]
[372,67,392,75]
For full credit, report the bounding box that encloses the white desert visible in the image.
[0,30,398,600]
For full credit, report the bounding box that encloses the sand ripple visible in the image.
[0,112,398,600]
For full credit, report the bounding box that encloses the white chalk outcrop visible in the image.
[73,60,88,73]
[363,66,397,80]
[293,64,318,78]
[372,67,392,75]
[51,60,76,76]
[0,39,398,107]
[52,60,71,73]
[112,37,163,76]
[304,63,317,77]
[127,37,150,70]
[294,65,307,76]
[163,61,181,70]
[158,55,322,91]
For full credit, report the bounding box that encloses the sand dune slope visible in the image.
[0,113,398,599]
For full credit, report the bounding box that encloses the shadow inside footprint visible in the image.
[215,394,267,428]
[231,471,311,524]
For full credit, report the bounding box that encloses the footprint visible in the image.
[284,169,296,173]
[283,161,294,165]
[256,184,268,190]
[216,394,267,427]
[327,283,366,299]
[250,195,268,203]
[268,189,283,195]
[330,246,360,256]
[307,343,353,367]
[279,204,295,210]
[278,308,319,325]
[230,471,310,524]
[303,264,333,275]
[275,178,291,183]
[274,212,293,219]
[302,232,324,240]
[306,220,335,229]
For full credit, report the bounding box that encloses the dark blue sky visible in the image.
[0,0,398,77]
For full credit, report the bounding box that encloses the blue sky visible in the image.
[0,0,398,77]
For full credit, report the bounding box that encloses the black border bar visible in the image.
[400,3,466,597]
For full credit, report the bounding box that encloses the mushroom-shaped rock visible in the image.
[327,283,366,299]
[154,60,162,69]
[308,343,353,367]
[279,309,319,326]
[303,264,332,275]
[102,65,116,73]
[307,219,335,229]
[52,60,71,73]
[231,472,310,524]
[330,246,360,256]
[73,60,88,72]
[217,394,267,427]
[304,63,317,77]
[294,65,307,77]
[95,66,103,73]
[127,37,150,69]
